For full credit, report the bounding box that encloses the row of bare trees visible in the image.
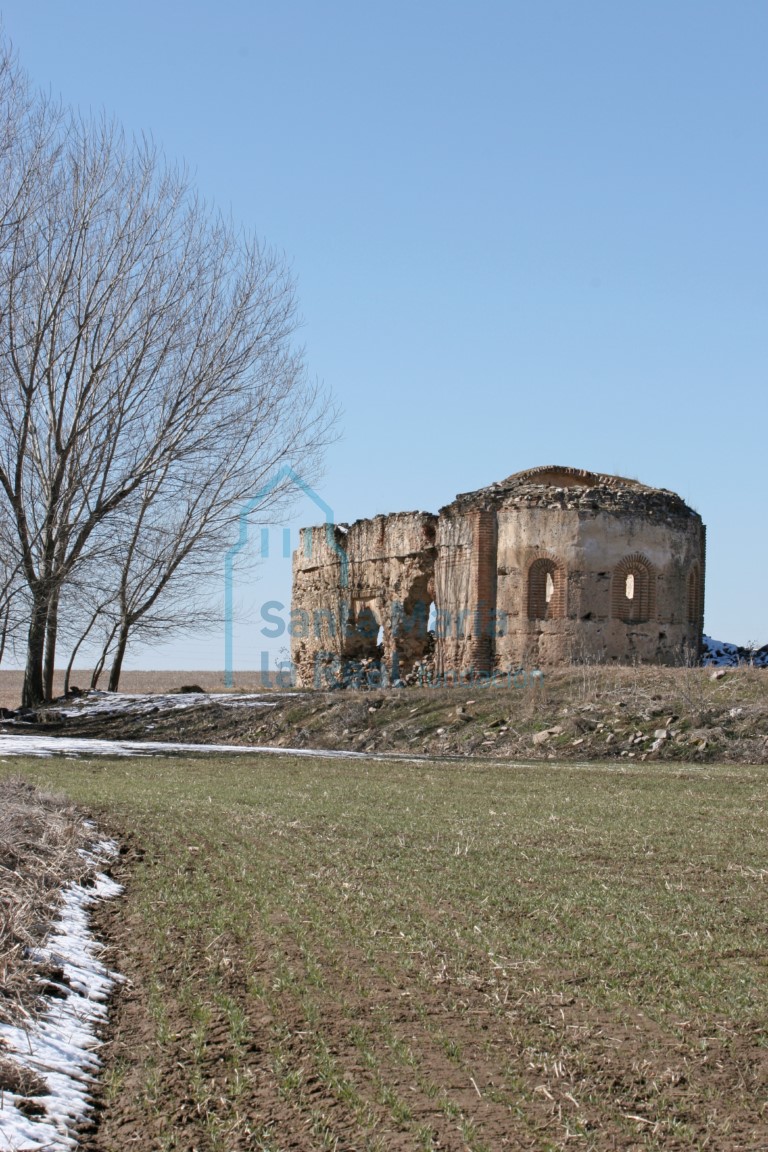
[0,40,334,705]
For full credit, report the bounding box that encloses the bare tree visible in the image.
[0,509,26,666]
[61,385,323,693]
[102,461,260,693]
[0,42,334,705]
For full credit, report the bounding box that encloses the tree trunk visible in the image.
[91,646,108,689]
[91,622,118,689]
[43,588,59,701]
[64,607,100,696]
[64,639,82,697]
[22,596,48,706]
[0,603,9,665]
[107,624,130,692]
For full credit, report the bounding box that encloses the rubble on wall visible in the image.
[450,467,698,524]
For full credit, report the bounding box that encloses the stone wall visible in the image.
[291,467,706,685]
[291,511,437,687]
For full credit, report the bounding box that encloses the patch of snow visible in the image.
[0,841,122,1150]
[47,690,290,719]
[0,734,371,759]
[701,635,768,668]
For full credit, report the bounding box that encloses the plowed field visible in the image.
[3,754,767,1151]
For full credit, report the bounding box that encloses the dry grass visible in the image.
[2,664,765,775]
[35,663,764,766]
[0,776,92,1026]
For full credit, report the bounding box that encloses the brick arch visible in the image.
[527,554,566,620]
[612,553,656,624]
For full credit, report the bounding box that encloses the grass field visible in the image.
[3,754,767,1151]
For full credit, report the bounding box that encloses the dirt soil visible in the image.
[2,665,767,764]
[82,833,768,1152]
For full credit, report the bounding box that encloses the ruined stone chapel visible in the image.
[291,466,706,686]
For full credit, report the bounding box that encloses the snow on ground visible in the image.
[0,733,368,759]
[47,689,290,718]
[0,841,122,1151]
[701,635,768,668]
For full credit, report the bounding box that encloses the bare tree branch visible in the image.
[0,37,337,704]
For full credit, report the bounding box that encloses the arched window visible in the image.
[612,554,655,624]
[528,558,564,620]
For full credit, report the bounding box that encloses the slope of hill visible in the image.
[1,664,766,764]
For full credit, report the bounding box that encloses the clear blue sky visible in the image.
[2,1,766,669]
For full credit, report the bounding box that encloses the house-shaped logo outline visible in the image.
[224,465,348,686]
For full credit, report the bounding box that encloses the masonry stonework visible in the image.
[291,466,706,686]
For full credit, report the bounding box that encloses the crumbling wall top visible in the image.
[444,464,699,522]
[296,509,437,572]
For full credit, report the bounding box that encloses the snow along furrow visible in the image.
[0,842,123,1150]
